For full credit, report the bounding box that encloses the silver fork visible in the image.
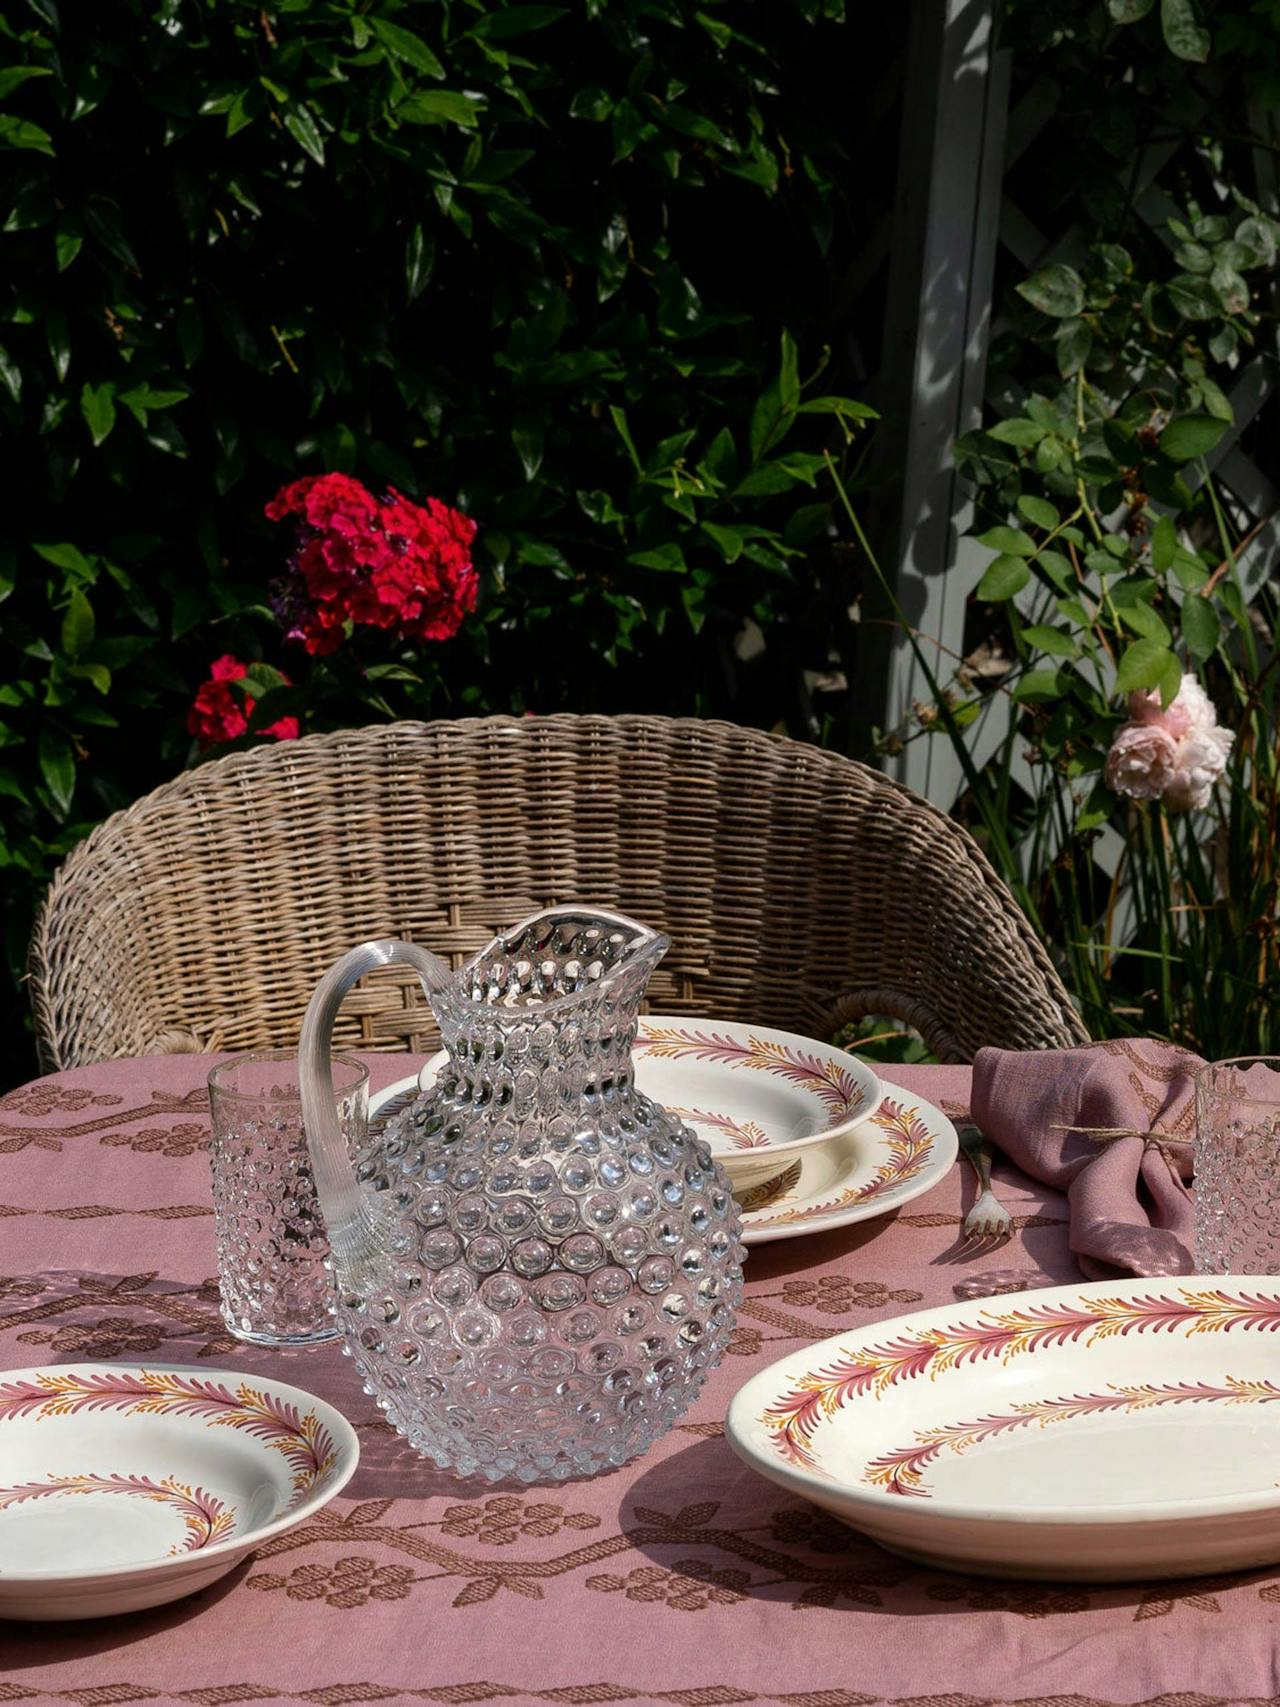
[959,1126,1015,1245]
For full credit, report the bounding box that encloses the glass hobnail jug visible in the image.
[298,906,745,1483]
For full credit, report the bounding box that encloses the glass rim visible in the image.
[1195,1056,1280,1110]
[207,1048,368,1103]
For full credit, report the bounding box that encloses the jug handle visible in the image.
[298,940,451,1283]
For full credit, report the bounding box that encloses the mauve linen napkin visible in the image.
[970,1039,1202,1279]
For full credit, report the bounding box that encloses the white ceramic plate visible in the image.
[727,1277,1280,1581]
[369,1072,954,1247]
[408,1015,881,1194]
[0,1363,358,1620]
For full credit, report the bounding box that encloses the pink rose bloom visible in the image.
[1104,722,1180,800]
[1108,673,1233,811]
[1161,724,1234,811]
[1127,673,1216,741]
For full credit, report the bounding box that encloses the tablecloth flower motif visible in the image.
[101,1123,210,1158]
[926,1578,1091,1618]
[247,1555,417,1609]
[586,1559,752,1611]
[438,1495,601,1546]
[766,1507,860,1553]
[0,1084,122,1116]
[16,1316,166,1360]
[780,1276,923,1314]
[726,1324,765,1358]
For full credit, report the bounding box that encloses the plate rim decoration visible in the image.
[626,1015,883,1166]
[0,1360,359,1588]
[725,1277,1280,1528]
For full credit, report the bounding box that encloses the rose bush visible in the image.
[873,0,1280,1055]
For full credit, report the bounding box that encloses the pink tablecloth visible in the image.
[3,1054,1278,1705]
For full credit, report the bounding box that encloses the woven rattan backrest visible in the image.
[28,715,1088,1069]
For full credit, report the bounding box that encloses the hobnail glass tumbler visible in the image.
[1195,1057,1280,1274]
[208,1049,368,1346]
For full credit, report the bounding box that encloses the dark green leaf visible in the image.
[1016,263,1084,318]
[1234,217,1277,268]
[1056,317,1092,377]
[69,660,110,694]
[1160,414,1229,463]
[778,330,799,415]
[398,90,479,128]
[701,521,744,563]
[1208,326,1237,369]
[1038,550,1075,593]
[60,589,94,658]
[1017,495,1059,531]
[46,307,70,382]
[570,84,613,122]
[1108,0,1153,17]
[284,106,325,166]
[471,6,567,38]
[1173,241,1213,273]
[370,16,446,77]
[974,526,1035,557]
[1166,274,1220,320]
[80,382,116,445]
[609,406,642,474]
[1020,624,1078,657]
[0,114,54,155]
[405,224,435,301]
[1160,0,1210,60]
[1115,638,1176,694]
[512,423,543,481]
[700,427,736,486]
[34,541,93,574]
[55,212,83,271]
[1181,593,1220,660]
[976,554,1031,600]
[1210,262,1249,315]
[628,543,686,573]
[0,66,53,102]
[1157,651,1183,709]
[38,727,75,817]
[796,396,877,419]
[1118,602,1171,644]
[1151,516,1178,573]
[1171,551,1210,591]
[225,88,258,137]
[987,417,1044,446]
[1014,669,1066,702]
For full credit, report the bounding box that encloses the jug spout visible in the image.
[298,939,451,1286]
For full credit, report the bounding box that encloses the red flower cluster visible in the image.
[187,655,300,751]
[265,473,478,656]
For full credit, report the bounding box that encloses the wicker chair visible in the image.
[28,715,1088,1070]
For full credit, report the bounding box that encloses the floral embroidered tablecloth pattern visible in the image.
[3,1054,1276,1706]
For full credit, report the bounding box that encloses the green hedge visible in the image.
[1,0,870,1072]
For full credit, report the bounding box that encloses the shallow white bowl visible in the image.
[419,1014,882,1195]
[727,1276,1280,1581]
[0,1362,358,1620]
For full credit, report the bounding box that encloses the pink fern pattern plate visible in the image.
[0,1363,358,1621]
[727,1279,1280,1581]
[402,1015,884,1198]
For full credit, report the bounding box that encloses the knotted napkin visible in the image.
[970,1039,1201,1279]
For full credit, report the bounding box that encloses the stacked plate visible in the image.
[369,1015,957,1246]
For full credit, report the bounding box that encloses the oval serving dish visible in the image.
[727,1277,1280,1581]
